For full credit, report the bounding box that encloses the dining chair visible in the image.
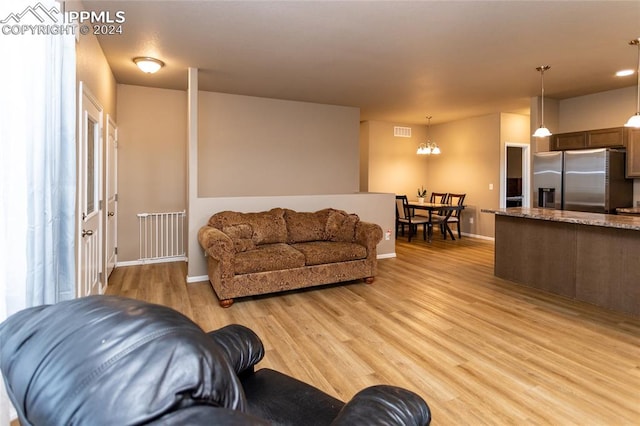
[445,193,466,238]
[429,192,449,204]
[431,192,450,216]
[428,192,465,240]
[395,195,430,242]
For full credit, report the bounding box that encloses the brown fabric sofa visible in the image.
[198,208,383,307]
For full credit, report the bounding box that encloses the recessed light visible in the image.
[616,69,634,77]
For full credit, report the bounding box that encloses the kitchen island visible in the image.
[482,207,640,317]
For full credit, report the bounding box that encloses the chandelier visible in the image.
[417,116,441,155]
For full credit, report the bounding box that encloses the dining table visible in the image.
[406,201,465,242]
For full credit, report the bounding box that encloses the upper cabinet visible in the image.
[626,128,640,178]
[587,127,627,148]
[550,127,627,151]
[550,131,586,151]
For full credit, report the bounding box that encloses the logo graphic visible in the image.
[1,2,60,24]
[2,2,126,36]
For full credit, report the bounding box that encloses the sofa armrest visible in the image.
[354,221,383,255]
[198,226,233,253]
[331,385,431,426]
[198,226,236,280]
[206,324,265,375]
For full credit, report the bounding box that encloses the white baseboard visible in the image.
[461,232,495,241]
[116,256,187,267]
[377,252,396,259]
[186,275,209,284]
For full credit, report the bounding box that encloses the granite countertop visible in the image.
[481,207,640,231]
[617,207,640,215]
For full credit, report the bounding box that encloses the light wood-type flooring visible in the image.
[106,236,640,425]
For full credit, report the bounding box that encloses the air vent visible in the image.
[394,126,412,138]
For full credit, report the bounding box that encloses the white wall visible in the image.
[558,86,636,132]
[116,85,188,261]
[198,92,360,197]
[361,120,430,199]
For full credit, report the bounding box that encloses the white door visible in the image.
[105,115,118,280]
[77,82,104,297]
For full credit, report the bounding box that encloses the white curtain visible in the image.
[0,0,76,423]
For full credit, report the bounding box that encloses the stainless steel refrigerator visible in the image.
[563,148,632,213]
[533,151,563,209]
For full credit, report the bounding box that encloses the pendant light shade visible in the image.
[626,114,640,127]
[624,39,640,128]
[417,116,441,155]
[533,65,552,138]
[626,114,640,128]
[533,126,552,138]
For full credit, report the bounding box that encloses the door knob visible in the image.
[108,212,115,217]
[82,229,94,237]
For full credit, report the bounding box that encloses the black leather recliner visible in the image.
[0,296,431,425]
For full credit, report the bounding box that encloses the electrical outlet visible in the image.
[385,229,391,240]
[489,183,494,190]
[469,217,474,224]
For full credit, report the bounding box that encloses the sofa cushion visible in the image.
[291,241,367,266]
[234,243,306,275]
[284,209,332,243]
[223,224,256,253]
[325,209,359,242]
[209,209,287,245]
[240,368,344,426]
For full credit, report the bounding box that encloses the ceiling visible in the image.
[86,1,640,125]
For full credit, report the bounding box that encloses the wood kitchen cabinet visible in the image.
[551,127,627,151]
[587,127,627,148]
[626,128,640,178]
[550,131,586,151]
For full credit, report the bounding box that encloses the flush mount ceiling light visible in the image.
[616,69,634,77]
[417,116,441,155]
[133,57,165,74]
[533,65,552,138]
[624,39,640,128]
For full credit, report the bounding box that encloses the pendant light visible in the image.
[417,116,441,155]
[533,65,552,138]
[624,39,640,128]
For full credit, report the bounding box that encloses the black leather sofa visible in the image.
[0,296,431,425]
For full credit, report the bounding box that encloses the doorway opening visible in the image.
[500,142,530,208]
